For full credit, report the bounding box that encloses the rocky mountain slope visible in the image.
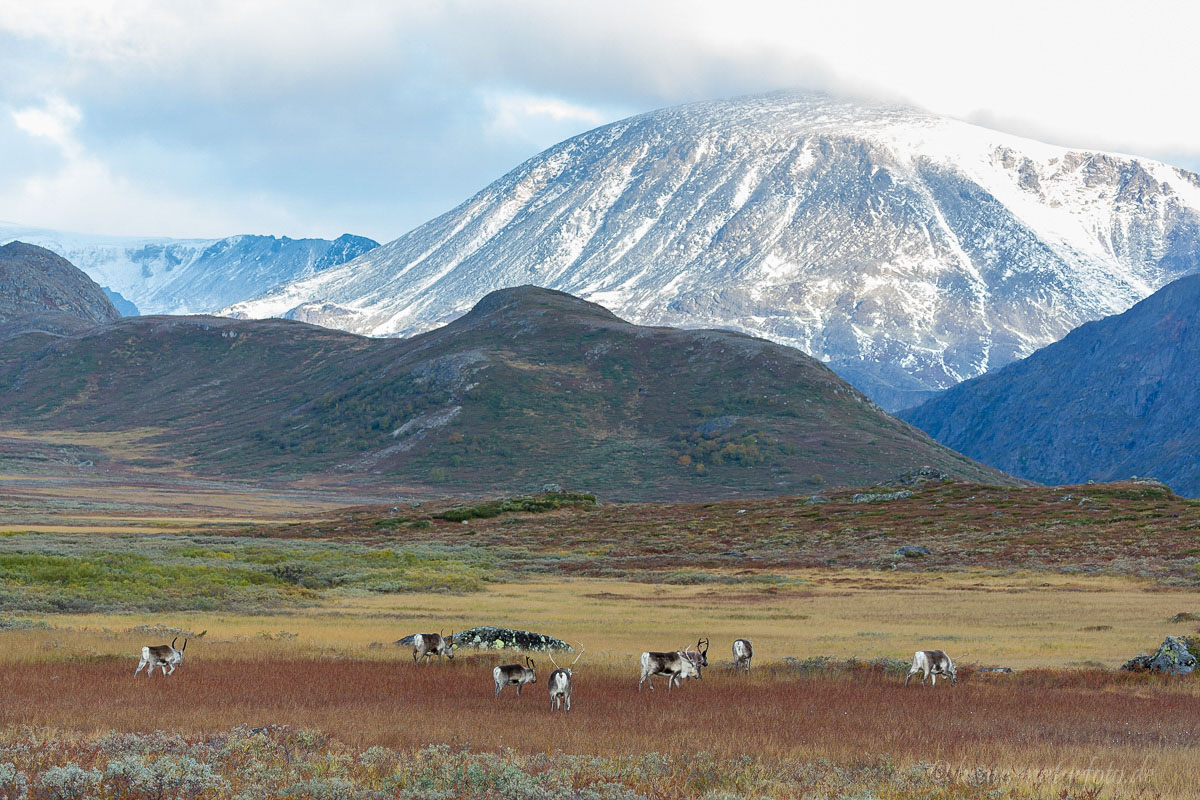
[902,274,1200,496]
[0,241,120,336]
[0,223,378,316]
[0,286,1009,499]
[222,91,1200,410]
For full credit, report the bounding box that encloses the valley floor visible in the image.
[1,479,1198,798]
[1,573,1197,798]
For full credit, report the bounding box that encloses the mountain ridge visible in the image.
[221,90,1200,409]
[0,223,380,316]
[901,273,1200,496]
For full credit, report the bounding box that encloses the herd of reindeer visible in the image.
[133,632,959,711]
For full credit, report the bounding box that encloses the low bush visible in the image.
[435,493,596,522]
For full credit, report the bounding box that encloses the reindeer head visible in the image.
[525,655,536,682]
[696,637,709,667]
[444,631,455,660]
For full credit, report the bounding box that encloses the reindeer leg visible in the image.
[134,659,146,677]
[565,692,571,712]
[905,669,916,687]
[516,683,522,697]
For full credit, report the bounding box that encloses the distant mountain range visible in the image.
[221,91,1200,410]
[903,273,1200,496]
[0,254,1010,498]
[0,222,378,316]
[0,241,119,336]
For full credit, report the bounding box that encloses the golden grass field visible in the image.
[9,571,1196,669]
[1,477,1199,798]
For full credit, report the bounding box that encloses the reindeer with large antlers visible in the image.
[638,637,708,692]
[547,643,584,712]
[412,630,454,665]
[493,655,537,698]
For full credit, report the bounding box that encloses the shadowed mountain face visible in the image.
[0,241,120,336]
[0,285,1010,499]
[223,91,1200,409]
[902,274,1200,496]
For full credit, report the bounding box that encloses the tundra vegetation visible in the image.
[0,479,1198,797]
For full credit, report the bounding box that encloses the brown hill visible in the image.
[0,241,120,336]
[0,285,1012,499]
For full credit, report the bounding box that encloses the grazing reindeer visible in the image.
[639,645,702,692]
[732,638,753,674]
[494,656,537,697]
[548,643,585,712]
[412,631,455,665]
[135,637,187,677]
[905,649,958,687]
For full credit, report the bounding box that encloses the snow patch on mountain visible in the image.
[0,223,379,315]
[220,91,1200,409]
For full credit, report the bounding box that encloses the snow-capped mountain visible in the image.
[0,223,379,316]
[222,91,1200,409]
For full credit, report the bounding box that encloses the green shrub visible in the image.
[434,493,596,522]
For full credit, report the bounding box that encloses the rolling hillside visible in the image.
[0,286,1009,499]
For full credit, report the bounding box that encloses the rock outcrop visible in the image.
[1121,636,1198,674]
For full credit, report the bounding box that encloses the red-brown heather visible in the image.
[3,656,1197,789]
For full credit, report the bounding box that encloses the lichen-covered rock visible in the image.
[396,626,573,652]
[852,490,912,503]
[885,467,952,487]
[1121,636,1198,675]
[894,545,931,558]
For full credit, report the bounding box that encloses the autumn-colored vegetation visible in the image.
[1,655,1196,798]
[239,480,1200,585]
[1,477,1198,797]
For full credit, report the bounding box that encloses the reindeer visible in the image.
[638,639,706,692]
[732,638,753,674]
[904,649,958,687]
[493,656,537,697]
[548,642,585,712]
[412,631,454,665]
[134,637,187,677]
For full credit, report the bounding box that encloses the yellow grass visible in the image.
[10,570,1195,670]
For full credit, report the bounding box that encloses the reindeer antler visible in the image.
[570,641,585,667]
[548,649,562,669]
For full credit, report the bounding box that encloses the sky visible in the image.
[1,0,1198,243]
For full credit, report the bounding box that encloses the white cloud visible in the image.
[484,90,611,145]
[1,0,1199,239]
[11,96,83,157]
